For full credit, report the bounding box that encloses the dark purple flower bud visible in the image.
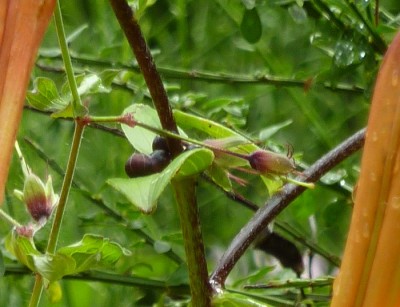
[149,150,170,172]
[152,136,169,152]
[125,153,154,178]
[125,150,170,178]
[249,150,296,175]
[22,174,57,223]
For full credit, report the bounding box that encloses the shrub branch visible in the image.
[210,128,366,288]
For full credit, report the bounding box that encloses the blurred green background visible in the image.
[1,0,400,306]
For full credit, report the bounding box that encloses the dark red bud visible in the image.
[27,195,53,222]
[125,153,154,178]
[23,174,54,222]
[149,150,170,172]
[152,136,169,152]
[249,150,295,175]
[125,150,171,178]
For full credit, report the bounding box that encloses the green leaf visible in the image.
[206,164,232,192]
[51,102,76,118]
[26,77,68,112]
[57,234,131,272]
[233,266,275,287]
[122,104,187,154]
[76,73,112,96]
[98,69,121,92]
[258,120,293,141]
[122,104,164,154]
[8,232,129,282]
[240,8,262,44]
[33,253,76,281]
[174,110,253,150]
[174,110,281,195]
[53,71,120,118]
[8,232,41,272]
[212,291,271,306]
[108,148,214,213]
[174,148,214,179]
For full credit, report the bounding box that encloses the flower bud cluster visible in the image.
[14,173,58,237]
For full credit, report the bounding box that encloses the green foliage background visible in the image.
[1,0,400,306]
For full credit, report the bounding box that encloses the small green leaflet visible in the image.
[7,232,130,282]
[240,7,262,44]
[122,104,162,154]
[26,77,67,112]
[108,148,214,213]
[212,291,271,307]
[27,70,121,117]
[122,104,187,154]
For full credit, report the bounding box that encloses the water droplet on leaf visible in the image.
[321,169,347,184]
[334,40,367,67]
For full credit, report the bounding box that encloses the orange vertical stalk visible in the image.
[0,0,56,205]
[332,32,400,306]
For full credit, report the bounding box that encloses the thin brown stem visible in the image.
[108,0,182,156]
[375,0,380,26]
[108,1,210,304]
[210,128,365,288]
[172,179,211,305]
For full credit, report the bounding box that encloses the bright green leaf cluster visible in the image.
[6,233,130,283]
[26,70,121,118]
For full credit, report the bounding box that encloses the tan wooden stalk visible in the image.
[331,32,400,306]
[0,0,55,205]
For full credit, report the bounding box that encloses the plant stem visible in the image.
[53,1,83,114]
[0,208,22,227]
[375,0,380,25]
[172,178,211,306]
[5,264,190,295]
[46,121,85,253]
[28,120,85,306]
[28,274,44,307]
[109,1,211,304]
[109,0,182,156]
[29,4,85,305]
[210,128,365,288]
[37,54,366,94]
